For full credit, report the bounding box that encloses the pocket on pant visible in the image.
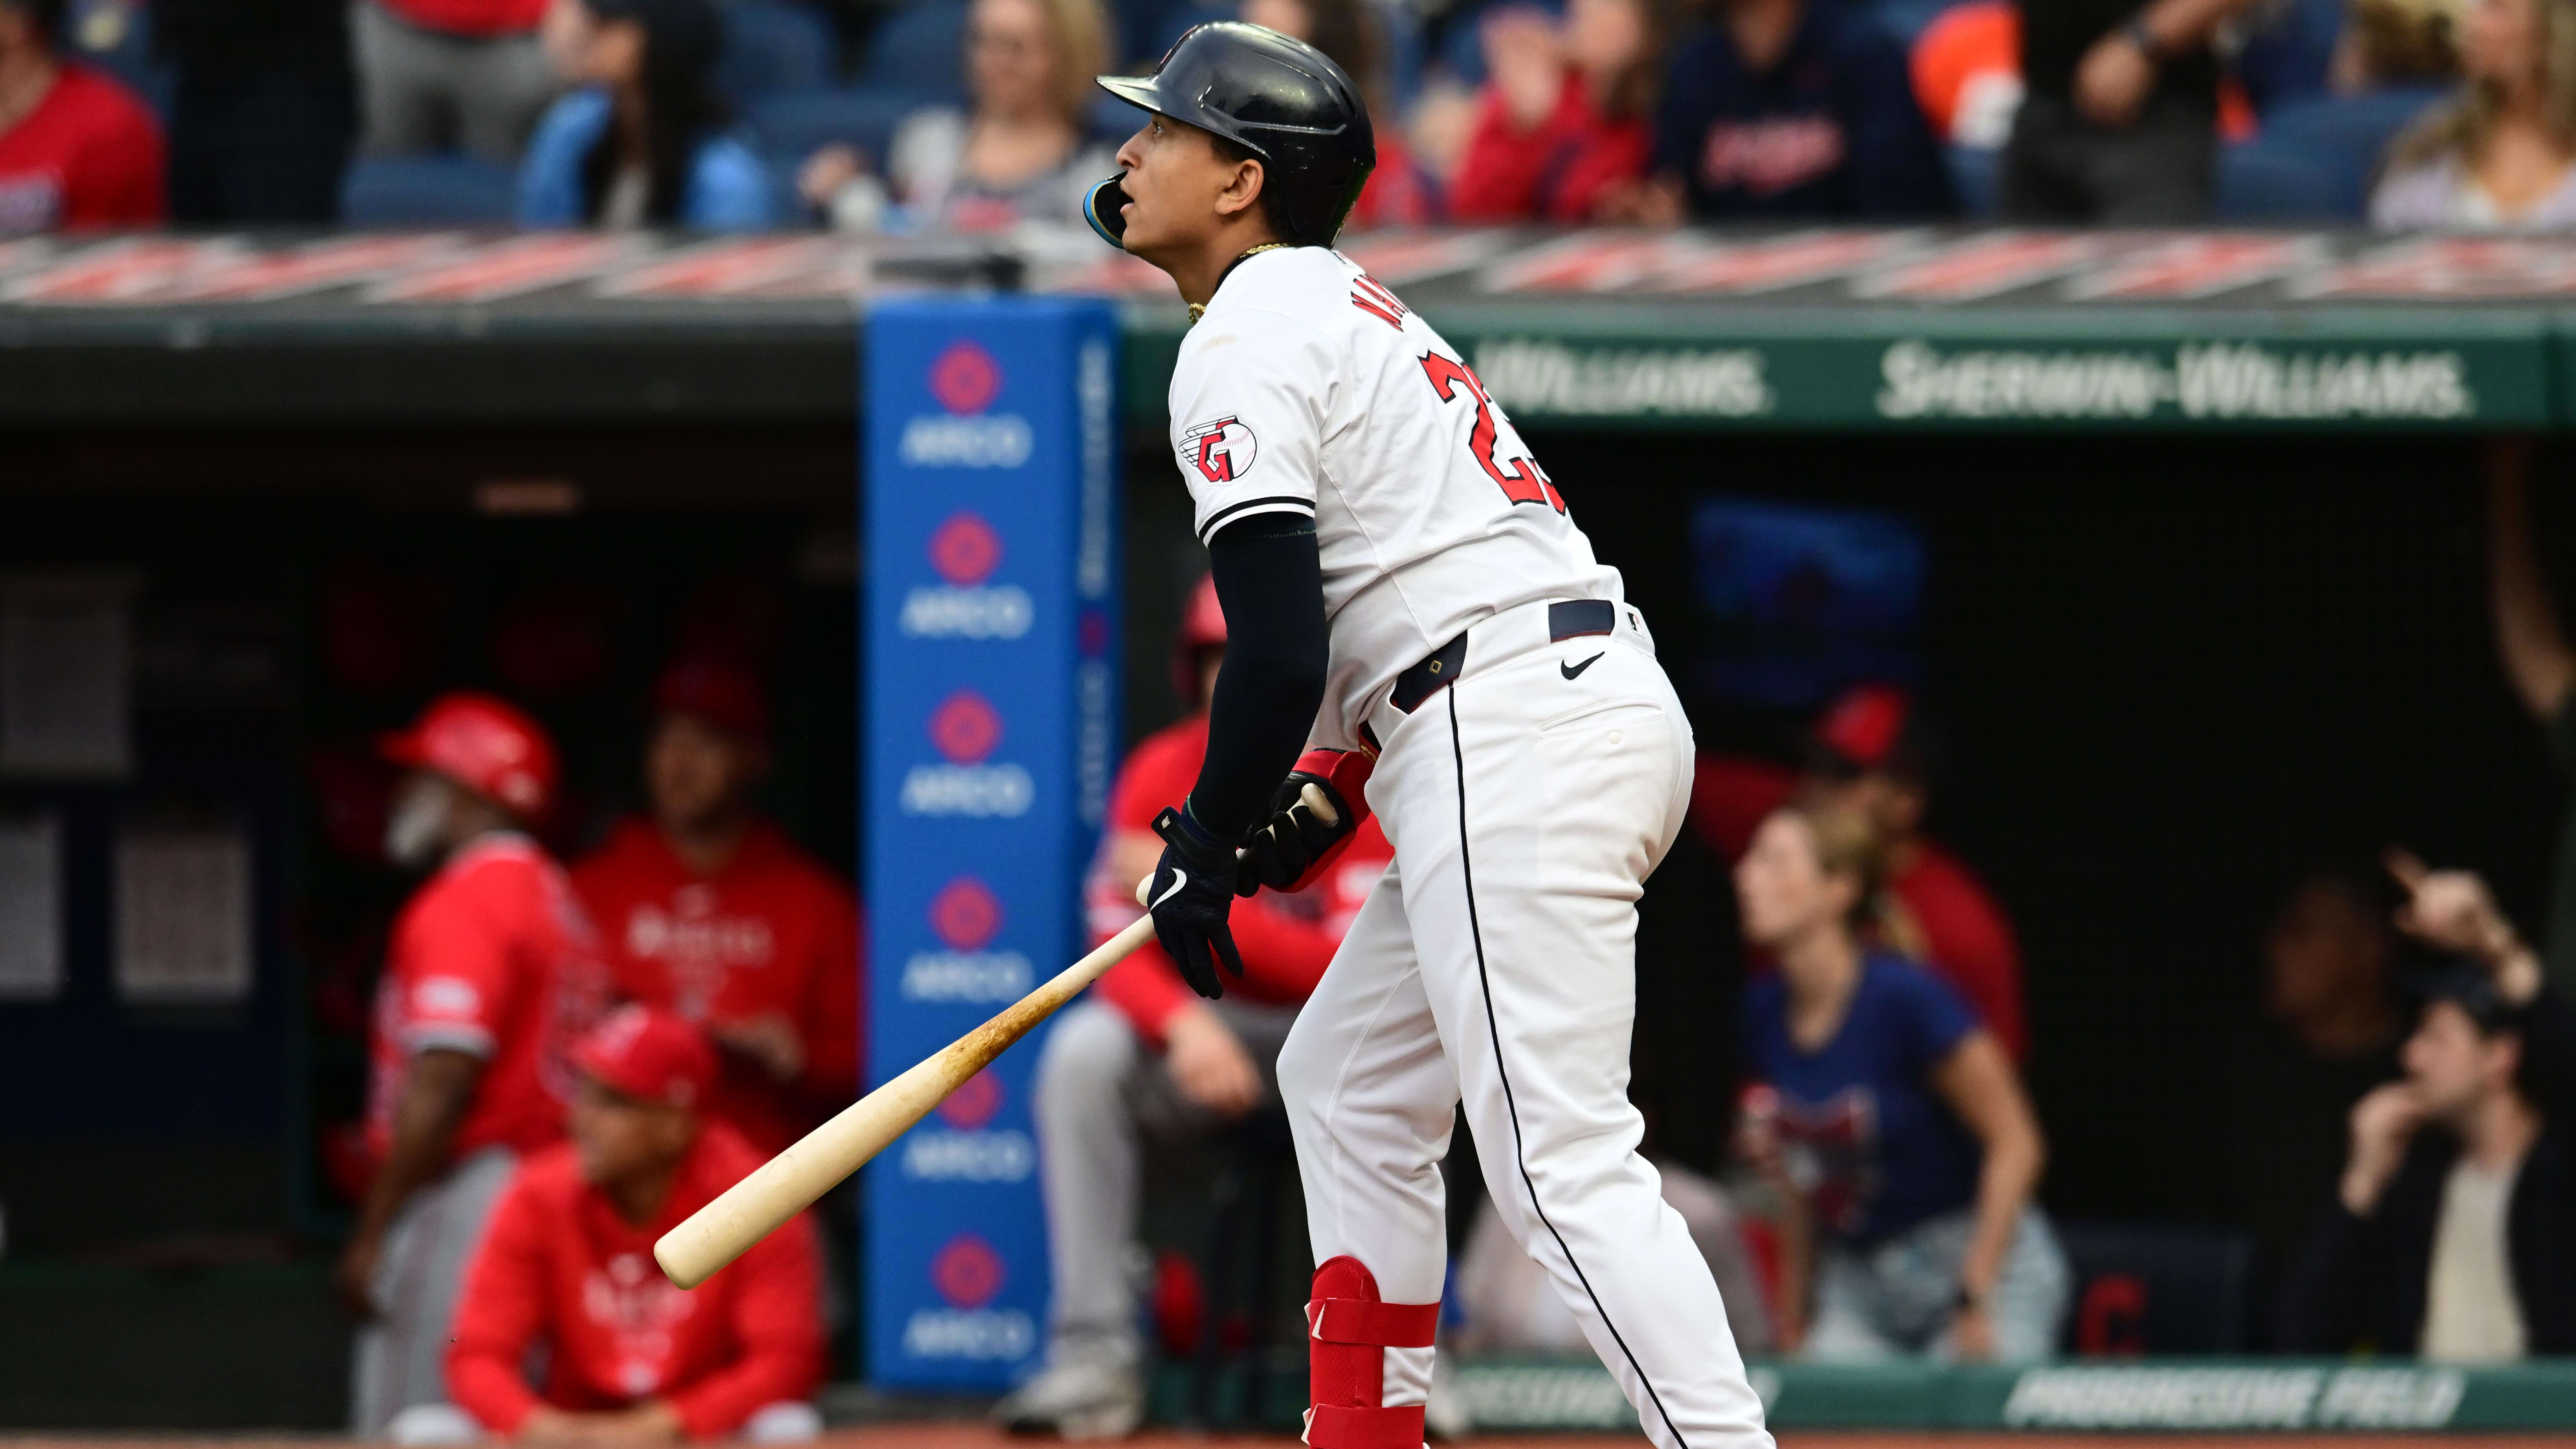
[1535,698,1664,737]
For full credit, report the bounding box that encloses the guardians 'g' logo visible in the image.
[1180,416,1258,483]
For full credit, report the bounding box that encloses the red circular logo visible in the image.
[928,512,1002,586]
[929,690,1001,764]
[928,876,1002,949]
[931,1234,1004,1308]
[929,341,1001,415]
[938,1071,1003,1129]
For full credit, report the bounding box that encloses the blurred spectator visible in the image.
[519,0,776,228]
[2001,0,2264,221]
[344,693,612,1437]
[1692,685,2029,1062]
[2280,854,2576,1358]
[443,1007,825,1444]
[2372,0,2576,226]
[1642,0,1952,220]
[1453,1159,1775,1355]
[991,575,1393,1439]
[0,0,162,231]
[1733,802,2065,1361]
[2482,449,2576,998]
[800,0,1113,231]
[573,659,861,1158]
[2221,872,2405,1275]
[159,0,354,221]
[1241,0,1434,225]
[355,0,556,162]
[1447,0,1662,222]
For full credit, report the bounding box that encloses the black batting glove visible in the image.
[1149,802,1247,999]
[1237,768,1357,896]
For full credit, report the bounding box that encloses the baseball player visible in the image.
[1083,24,1774,1449]
[343,693,612,1438]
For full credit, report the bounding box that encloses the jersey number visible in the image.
[1417,353,1565,513]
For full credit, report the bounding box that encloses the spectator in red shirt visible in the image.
[354,0,558,162]
[345,693,613,1438]
[1449,0,1664,222]
[1240,0,1436,227]
[993,575,1393,1438]
[0,0,164,232]
[446,1006,825,1444]
[1691,684,2029,1060]
[573,659,861,1157]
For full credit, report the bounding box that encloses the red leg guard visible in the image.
[1303,1256,1439,1449]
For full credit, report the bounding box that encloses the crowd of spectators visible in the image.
[6,0,2576,233]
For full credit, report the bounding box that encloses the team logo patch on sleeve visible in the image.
[1179,417,1258,483]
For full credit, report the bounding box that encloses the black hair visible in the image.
[576,0,729,225]
[7,0,66,44]
[1204,130,1302,244]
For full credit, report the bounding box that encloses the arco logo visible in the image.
[929,690,1002,763]
[930,341,1002,415]
[937,1071,1002,1129]
[931,1233,1004,1309]
[928,512,1002,586]
[927,876,1002,949]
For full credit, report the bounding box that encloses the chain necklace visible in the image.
[1187,242,1294,323]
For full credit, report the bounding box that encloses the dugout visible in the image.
[3,228,2575,1428]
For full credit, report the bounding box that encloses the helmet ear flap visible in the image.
[1083,173,1131,248]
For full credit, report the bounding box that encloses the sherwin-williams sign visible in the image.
[862,297,1119,1388]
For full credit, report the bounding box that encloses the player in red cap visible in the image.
[572,659,861,1156]
[445,1005,826,1444]
[347,692,613,1438]
[993,575,1393,1438]
[1690,684,2027,1059]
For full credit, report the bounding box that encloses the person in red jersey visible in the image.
[445,1006,826,1445]
[1690,684,2028,1060]
[0,0,165,232]
[1448,0,1663,224]
[994,575,1394,1439]
[346,692,612,1438]
[573,659,861,1156]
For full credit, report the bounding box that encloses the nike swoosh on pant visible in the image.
[1561,652,1605,680]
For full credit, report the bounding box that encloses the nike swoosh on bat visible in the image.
[1561,652,1605,680]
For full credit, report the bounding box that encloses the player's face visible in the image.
[646,712,764,834]
[570,1076,696,1189]
[1112,114,1254,261]
[1734,812,1859,949]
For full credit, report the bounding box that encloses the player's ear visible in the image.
[1215,155,1265,222]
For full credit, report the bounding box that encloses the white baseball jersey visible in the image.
[1167,246,1623,749]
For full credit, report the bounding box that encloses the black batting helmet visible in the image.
[1084,22,1375,250]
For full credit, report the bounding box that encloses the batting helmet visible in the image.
[1086,22,1375,250]
[380,692,559,821]
[1171,572,1226,704]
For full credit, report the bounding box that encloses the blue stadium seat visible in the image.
[1945,144,1999,219]
[749,85,949,170]
[2234,0,2342,114]
[719,1,841,102]
[864,0,971,105]
[340,155,521,225]
[2215,86,2447,221]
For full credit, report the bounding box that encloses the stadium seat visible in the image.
[2214,85,2447,221]
[748,86,949,172]
[864,0,971,104]
[719,1,841,102]
[339,155,520,225]
[2055,1221,2255,1356]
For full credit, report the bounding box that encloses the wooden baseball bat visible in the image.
[654,879,1160,1289]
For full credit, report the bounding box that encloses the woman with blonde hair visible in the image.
[1733,799,2066,1361]
[2372,0,2576,226]
[801,0,1116,231]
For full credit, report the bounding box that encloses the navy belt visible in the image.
[1386,599,1617,718]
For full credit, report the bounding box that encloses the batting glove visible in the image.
[1237,748,1373,895]
[1149,803,1247,999]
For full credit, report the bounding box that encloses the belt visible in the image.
[1363,600,1619,749]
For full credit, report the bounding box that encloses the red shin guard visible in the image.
[1303,1256,1439,1449]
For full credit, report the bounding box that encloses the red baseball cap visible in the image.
[654,656,769,741]
[1810,683,1914,775]
[572,1005,718,1110]
[380,691,558,819]
[1170,573,1225,704]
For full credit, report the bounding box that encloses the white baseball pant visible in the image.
[1276,598,1774,1449]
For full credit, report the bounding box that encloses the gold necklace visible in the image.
[1188,242,1293,323]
